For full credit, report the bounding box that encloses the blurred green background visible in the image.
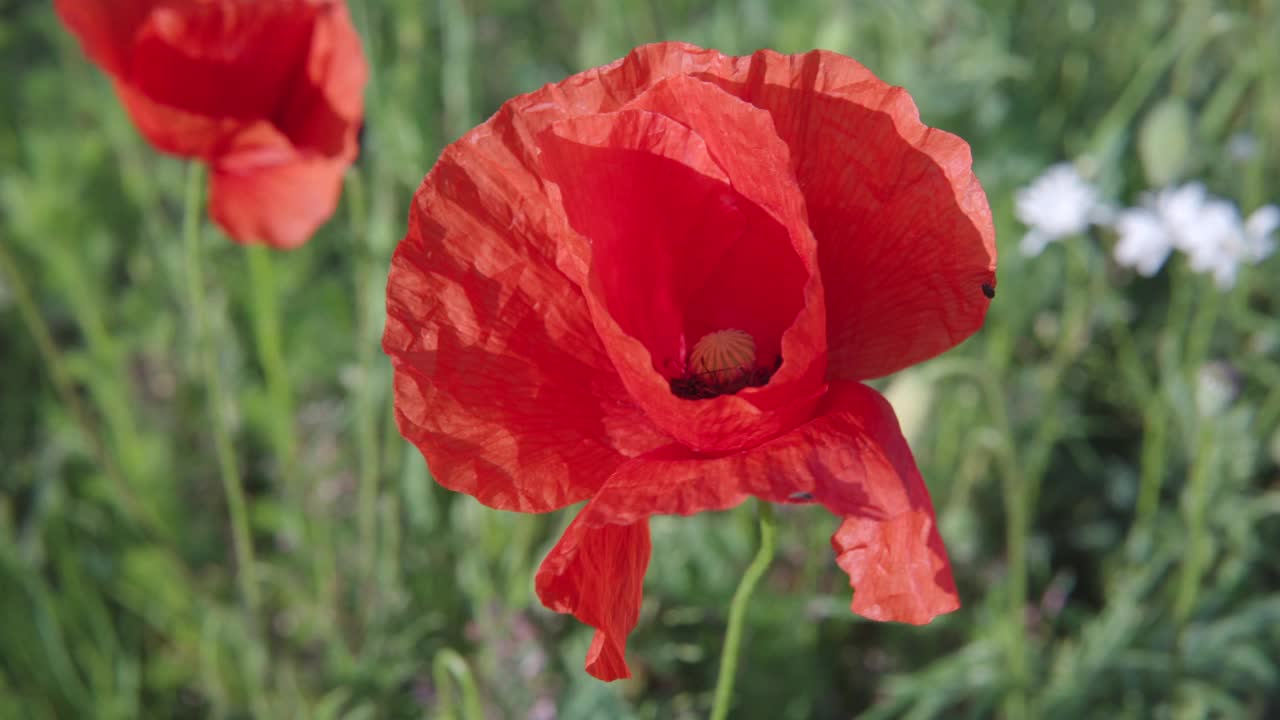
[3,0,1280,718]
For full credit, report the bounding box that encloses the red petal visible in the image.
[535,450,749,680]
[127,3,317,124]
[802,383,959,623]
[276,1,367,157]
[111,78,237,159]
[384,140,671,513]
[386,42,978,532]
[537,75,827,453]
[616,43,997,379]
[556,380,952,628]
[535,513,651,681]
[536,382,954,675]
[300,1,366,124]
[206,124,347,248]
[537,109,738,375]
[53,0,154,75]
[833,508,958,625]
[59,1,365,166]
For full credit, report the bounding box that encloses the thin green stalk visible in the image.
[245,244,298,493]
[432,648,483,720]
[1133,403,1169,535]
[348,170,383,596]
[710,501,776,720]
[1183,283,1221,371]
[1130,267,1221,555]
[1258,380,1280,438]
[39,237,153,505]
[985,370,1030,720]
[1173,422,1216,628]
[925,357,1027,717]
[1023,241,1092,492]
[438,0,474,140]
[997,241,1093,720]
[181,164,259,615]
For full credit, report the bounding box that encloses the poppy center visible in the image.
[670,329,778,400]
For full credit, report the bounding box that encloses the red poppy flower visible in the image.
[384,42,996,681]
[55,0,368,249]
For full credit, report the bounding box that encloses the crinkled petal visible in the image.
[537,74,827,453]
[534,448,749,680]
[504,42,994,380]
[536,382,956,677]
[832,507,957,624]
[612,44,997,380]
[727,51,995,380]
[385,132,670,513]
[535,512,651,681]
[802,382,958,624]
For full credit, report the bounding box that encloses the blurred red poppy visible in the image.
[385,42,997,680]
[55,0,368,249]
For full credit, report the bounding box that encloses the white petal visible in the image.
[1113,208,1173,276]
[1212,262,1239,290]
[1245,205,1280,240]
[1015,163,1100,241]
[1020,229,1053,257]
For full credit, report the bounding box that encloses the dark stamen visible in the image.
[982,282,996,299]
[670,355,781,400]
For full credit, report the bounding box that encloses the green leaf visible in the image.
[1138,98,1194,186]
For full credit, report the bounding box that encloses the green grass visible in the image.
[3,0,1280,718]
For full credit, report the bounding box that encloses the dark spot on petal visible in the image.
[981,282,996,299]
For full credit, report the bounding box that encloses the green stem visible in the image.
[922,364,1023,633]
[182,164,259,615]
[432,648,484,720]
[1133,403,1169,535]
[438,0,475,140]
[1183,282,1220,371]
[245,244,298,493]
[1173,422,1216,629]
[710,501,776,720]
[347,171,382,591]
[1003,241,1092,720]
[994,387,1030,720]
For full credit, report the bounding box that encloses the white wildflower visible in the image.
[1113,207,1171,276]
[1111,183,1208,276]
[1015,163,1108,256]
[1178,200,1278,289]
[1245,205,1280,257]
[1151,182,1211,246]
[1109,181,1277,288]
